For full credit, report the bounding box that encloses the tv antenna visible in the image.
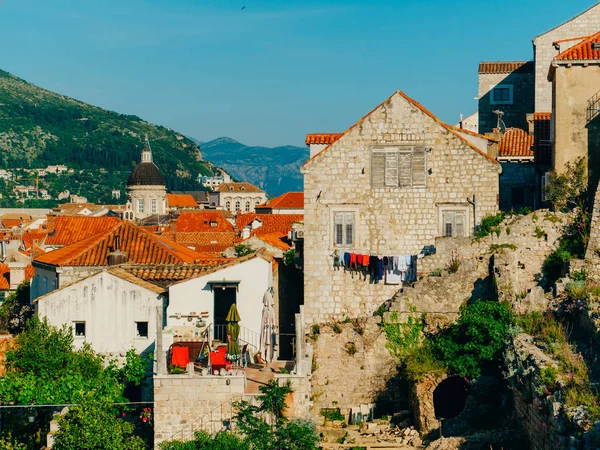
[493,110,506,133]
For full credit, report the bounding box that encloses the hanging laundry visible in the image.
[350,253,357,269]
[385,261,402,285]
[343,252,351,268]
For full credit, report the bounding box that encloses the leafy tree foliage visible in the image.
[0,281,33,334]
[544,157,587,212]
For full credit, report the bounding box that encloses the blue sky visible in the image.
[0,0,596,147]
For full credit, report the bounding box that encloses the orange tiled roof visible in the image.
[255,232,291,251]
[0,264,34,290]
[305,133,343,145]
[119,262,233,284]
[304,90,500,168]
[174,232,237,247]
[256,192,304,210]
[0,219,29,229]
[236,213,303,236]
[176,211,234,233]
[22,230,48,250]
[498,128,534,158]
[478,61,534,74]
[166,194,198,208]
[555,31,600,61]
[533,112,552,121]
[46,216,121,246]
[215,182,264,194]
[34,221,208,267]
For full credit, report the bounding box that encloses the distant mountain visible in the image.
[200,137,308,197]
[0,68,213,203]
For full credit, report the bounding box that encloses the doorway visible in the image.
[213,287,236,342]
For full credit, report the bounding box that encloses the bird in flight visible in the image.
[241,5,246,10]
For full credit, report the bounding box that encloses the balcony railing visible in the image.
[587,90,600,123]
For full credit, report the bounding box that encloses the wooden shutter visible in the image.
[412,149,427,187]
[334,213,344,245]
[371,151,385,187]
[454,212,465,237]
[345,213,355,245]
[384,152,399,187]
[398,152,412,188]
[442,212,453,237]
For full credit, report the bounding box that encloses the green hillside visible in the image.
[0,68,213,204]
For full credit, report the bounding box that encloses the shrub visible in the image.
[544,157,587,212]
[516,312,567,346]
[489,243,517,253]
[403,341,446,381]
[383,309,424,359]
[320,409,344,421]
[474,212,505,239]
[446,251,462,274]
[283,248,296,266]
[429,268,442,277]
[234,244,254,257]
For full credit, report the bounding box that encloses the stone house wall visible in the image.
[153,374,245,446]
[301,91,500,325]
[533,3,600,113]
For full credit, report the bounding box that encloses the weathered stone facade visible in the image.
[533,3,600,113]
[478,66,534,134]
[302,91,501,325]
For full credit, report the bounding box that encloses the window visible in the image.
[138,199,145,213]
[333,212,355,247]
[245,201,250,212]
[490,85,513,105]
[511,187,525,206]
[135,322,148,338]
[442,211,466,237]
[151,199,157,213]
[541,173,550,202]
[235,201,241,211]
[371,146,426,188]
[255,201,260,206]
[74,321,86,337]
[226,201,231,210]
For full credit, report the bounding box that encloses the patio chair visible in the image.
[209,346,231,374]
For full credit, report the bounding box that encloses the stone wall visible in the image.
[309,317,403,418]
[153,374,245,446]
[499,160,536,210]
[302,91,500,325]
[408,373,447,436]
[532,4,600,113]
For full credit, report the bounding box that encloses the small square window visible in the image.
[74,322,86,337]
[136,322,148,338]
[490,85,513,105]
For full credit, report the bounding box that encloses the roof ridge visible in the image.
[555,30,600,60]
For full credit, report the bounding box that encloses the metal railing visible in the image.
[213,324,260,354]
[587,89,600,123]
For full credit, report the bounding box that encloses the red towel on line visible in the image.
[171,346,190,369]
[350,253,357,268]
[357,254,363,265]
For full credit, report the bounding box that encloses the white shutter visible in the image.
[345,213,355,245]
[398,153,412,188]
[384,153,399,187]
[334,213,344,245]
[455,212,465,237]
[412,149,427,187]
[371,151,385,187]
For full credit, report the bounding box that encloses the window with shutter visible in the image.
[333,212,355,247]
[371,146,427,188]
[384,153,399,187]
[441,211,466,237]
[412,150,426,187]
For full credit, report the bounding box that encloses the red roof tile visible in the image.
[305,133,343,145]
[478,61,534,74]
[22,231,48,250]
[236,214,303,236]
[0,265,8,290]
[498,128,534,158]
[46,216,121,246]
[34,221,208,267]
[256,192,304,210]
[255,232,291,251]
[556,31,600,61]
[176,211,234,233]
[166,194,198,208]
[174,232,237,247]
[533,112,552,121]
[215,182,264,193]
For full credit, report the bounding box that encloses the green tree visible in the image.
[0,281,33,334]
[234,244,254,257]
[544,157,587,212]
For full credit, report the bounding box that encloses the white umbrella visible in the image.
[259,289,277,364]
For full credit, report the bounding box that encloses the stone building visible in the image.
[497,128,535,210]
[125,137,167,221]
[214,182,267,213]
[301,90,501,324]
[477,61,534,134]
[549,32,600,188]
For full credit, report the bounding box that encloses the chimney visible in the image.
[242,226,251,239]
[46,214,56,233]
[168,218,177,233]
[107,235,127,266]
[8,262,27,290]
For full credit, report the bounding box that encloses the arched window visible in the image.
[235,201,241,211]
[245,201,250,212]
[226,201,231,211]
[255,200,260,206]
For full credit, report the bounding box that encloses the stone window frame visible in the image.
[151,199,158,214]
[138,199,145,213]
[245,201,251,212]
[226,201,231,210]
[371,145,427,189]
[490,84,513,105]
[437,204,471,238]
[329,205,360,249]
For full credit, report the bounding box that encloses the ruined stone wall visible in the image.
[302,92,500,325]
[153,374,245,446]
[309,317,403,418]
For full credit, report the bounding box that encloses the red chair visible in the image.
[171,346,190,369]
[209,346,231,373]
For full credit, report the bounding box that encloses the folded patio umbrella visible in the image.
[226,304,240,361]
[259,289,277,363]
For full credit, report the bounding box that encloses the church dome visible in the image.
[127,137,166,187]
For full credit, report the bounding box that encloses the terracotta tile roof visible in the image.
[118,263,233,285]
[0,264,34,290]
[256,192,304,210]
[555,31,600,61]
[0,219,27,229]
[304,90,500,168]
[215,182,264,194]
[174,232,237,247]
[166,194,198,208]
[255,232,291,251]
[176,211,234,233]
[46,216,121,246]
[478,61,534,74]
[25,265,34,280]
[22,230,48,250]
[498,128,534,158]
[305,133,343,145]
[451,127,499,142]
[34,221,209,267]
[236,213,303,236]
[533,112,552,121]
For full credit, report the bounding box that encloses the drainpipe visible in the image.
[467,195,477,235]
